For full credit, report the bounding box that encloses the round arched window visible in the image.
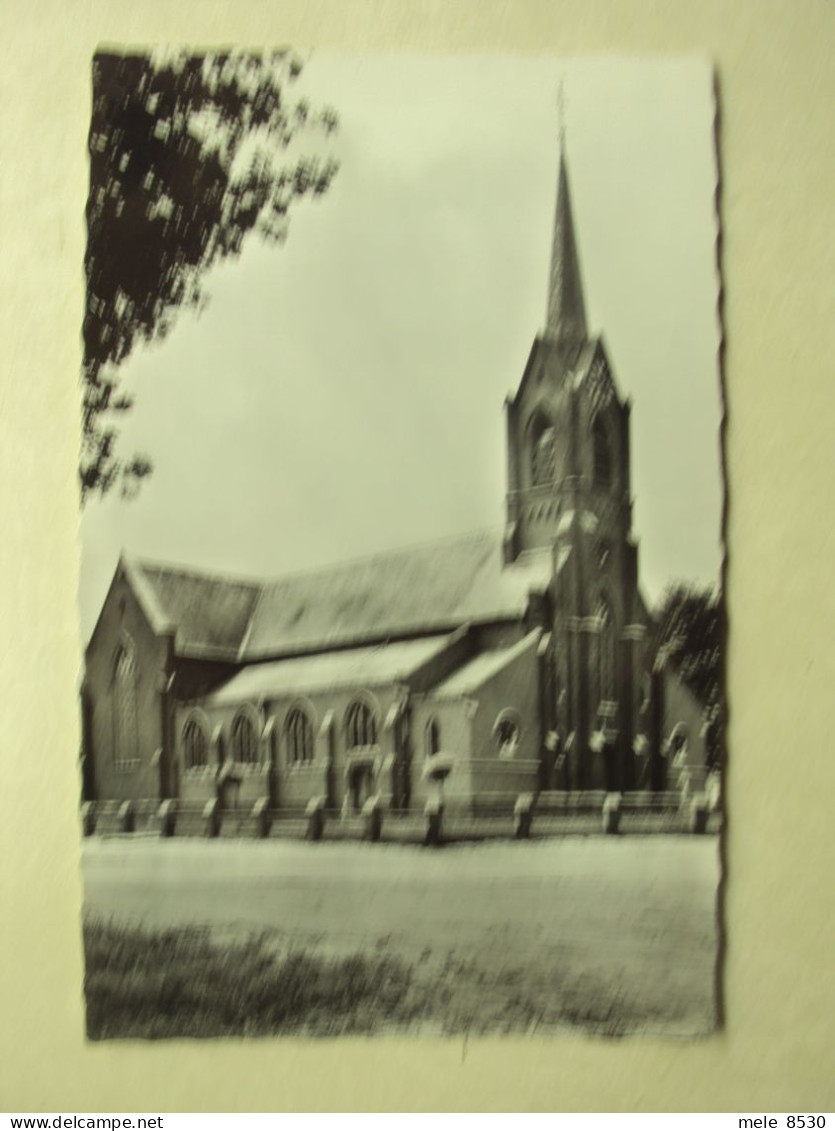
[494,711,521,758]
[183,717,208,770]
[231,711,259,765]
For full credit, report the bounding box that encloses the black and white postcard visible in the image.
[78,52,724,1040]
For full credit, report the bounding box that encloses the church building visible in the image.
[82,141,687,821]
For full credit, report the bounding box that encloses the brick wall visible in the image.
[84,566,172,802]
[175,683,417,815]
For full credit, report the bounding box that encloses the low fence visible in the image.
[81,789,720,844]
[537,790,684,813]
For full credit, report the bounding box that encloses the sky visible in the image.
[79,53,723,641]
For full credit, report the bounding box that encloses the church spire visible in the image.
[545,139,588,343]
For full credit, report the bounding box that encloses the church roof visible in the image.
[429,630,541,700]
[204,635,456,705]
[133,562,261,652]
[125,529,555,662]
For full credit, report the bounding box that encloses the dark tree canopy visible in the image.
[82,50,339,500]
[652,584,724,770]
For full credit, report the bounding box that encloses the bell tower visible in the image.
[504,141,632,561]
[503,135,649,792]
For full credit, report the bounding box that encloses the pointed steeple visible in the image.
[546,144,588,343]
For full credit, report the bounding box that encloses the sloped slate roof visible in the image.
[128,529,554,661]
[205,635,454,705]
[243,531,552,658]
[134,564,262,653]
[429,630,541,700]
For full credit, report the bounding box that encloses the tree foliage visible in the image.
[82,50,339,500]
[652,584,724,769]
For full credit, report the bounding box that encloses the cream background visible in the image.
[1,0,833,1113]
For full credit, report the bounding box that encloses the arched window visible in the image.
[286,707,314,765]
[493,710,521,758]
[182,716,208,770]
[112,641,138,768]
[595,601,617,703]
[669,723,689,766]
[426,717,441,757]
[346,699,378,748]
[231,710,259,765]
[529,412,557,487]
[592,416,613,487]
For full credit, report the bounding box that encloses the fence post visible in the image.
[203,798,221,838]
[424,798,443,846]
[514,793,535,839]
[361,794,383,842]
[688,793,709,834]
[252,797,272,839]
[81,801,97,837]
[305,796,325,841]
[602,792,622,835]
[157,799,177,838]
[118,800,135,834]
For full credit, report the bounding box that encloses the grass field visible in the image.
[84,921,419,1039]
[82,836,721,1038]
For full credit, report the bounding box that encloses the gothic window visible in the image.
[426,717,441,757]
[286,707,314,765]
[231,710,259,765]
[346,699,378,748]
[182,716,208,771]
[529,412,557,486]
[592,416,613,487]
[112,641,138,768]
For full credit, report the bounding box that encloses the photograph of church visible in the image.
[81,134,713,823]
[78,54,723,1039]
